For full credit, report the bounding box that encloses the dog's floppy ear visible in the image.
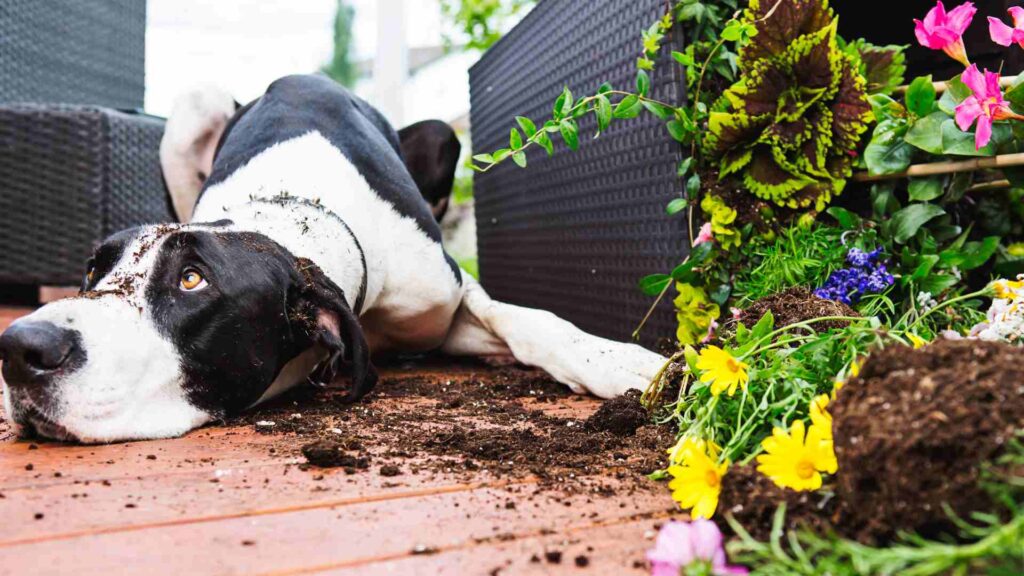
[290,258,377,402]
[397,120,461,220]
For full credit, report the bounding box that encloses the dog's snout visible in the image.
[0,321,81,374]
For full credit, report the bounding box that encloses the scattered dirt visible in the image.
[584,390,648,436]
[831,340,1024,544]
[738,287,858,331]
[229,361,674,491]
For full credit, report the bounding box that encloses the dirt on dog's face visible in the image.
[0,223,374,443]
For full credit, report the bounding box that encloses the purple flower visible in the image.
[646,520,748,576]
[814,247,894,305]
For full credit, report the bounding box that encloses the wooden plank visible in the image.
[0,480,673,576]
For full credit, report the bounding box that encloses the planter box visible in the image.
[469,0,688,347]
[0,0,146,109]
[0,105,173,286]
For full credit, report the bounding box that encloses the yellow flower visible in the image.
[673,283,721,346]
[667,438,728,519]
[809,394,833,443]
[756,420,837,492]
[906,333,927,349]
[1007,243,1024,257]
[696,346,749,397]
[832,357,862,398]
[993,278,1024,300]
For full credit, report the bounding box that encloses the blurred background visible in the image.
[146,0,535,276]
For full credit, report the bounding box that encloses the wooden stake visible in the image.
[852,152,1024,182]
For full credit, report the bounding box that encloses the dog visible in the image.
[0,75,667,443]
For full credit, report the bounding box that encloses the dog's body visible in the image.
[0,75,666,443]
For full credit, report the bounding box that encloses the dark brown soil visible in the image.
[584,390,648,436]
[717,465,837,540]
[831,340,1024,544]
[739,287,858,331]
[230,361,674,491]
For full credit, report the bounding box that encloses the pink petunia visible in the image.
[694,222,714,246]
[646,520,748,576]
[914,1,976,66]
[955,64,1024,149]
[989,6,1024,48]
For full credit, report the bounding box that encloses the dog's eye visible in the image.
[179,268,208,292]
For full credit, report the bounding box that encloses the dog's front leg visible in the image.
[441,273,667,398]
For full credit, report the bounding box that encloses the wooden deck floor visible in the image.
[0,307,675,575]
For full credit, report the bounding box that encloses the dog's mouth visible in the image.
[18,405,78,443]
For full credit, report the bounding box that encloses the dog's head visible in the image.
[0,223,375,443]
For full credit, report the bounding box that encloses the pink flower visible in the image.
[694,222,714,246]
[701,319,719,344]
[989,6,1024,48]
[914,1,976,66]
[955,64,1024,149]
[646,520,748,576]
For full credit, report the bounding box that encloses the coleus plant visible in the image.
[702,0,874,211]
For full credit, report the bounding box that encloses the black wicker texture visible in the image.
[469,0,688,348]
[0,0,146,109]
[0,105,172,285]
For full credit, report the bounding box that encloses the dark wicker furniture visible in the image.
[0,0,146,109]
[0,106,172,286]
[469,0,688,347]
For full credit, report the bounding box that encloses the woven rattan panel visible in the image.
[0,106,171,285]
[470,0,688,348]
[0,0,146,109]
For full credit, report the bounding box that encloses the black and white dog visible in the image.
[0,75,665,443]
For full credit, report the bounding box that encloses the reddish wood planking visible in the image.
[0,306,678,574]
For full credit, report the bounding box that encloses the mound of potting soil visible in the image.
[717,464,836,540]
[585,389,648,436]
[831,339,1024,543]
[739,287,857,331]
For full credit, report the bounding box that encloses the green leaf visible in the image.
[509,128,523,150]
[907,177,944,202]
[492,148,512,162]
[867,93,903,122]
[1005,74,1024,110]
[890,203,946,244]
[559,119,579,151]
[864,119,913,175]
[904,111,946,154]
[941,118,998,156]
[670,243,713,283]
[918,273,960,295]
[677,157,694,178]
[910,254,940,280]
[685,173,701,196]
[937,76,970,115]
[639,274,671,296]
[871,183,900,219]
[672,51,695,66]
[940,236,1000,270]
[536,131,554,156]
[749,310,775,340]
[595,95,612,133]
[512,152,527,168]
[636,70,651,96]
[553,87,573,120]
[826,206,861,230]
[666,198,688,215]
[905,75,936,117]
[642,100,675,120]
[515,117,537,138]
[708,283,731,306]
[613,95,643,119]
[666,120,688,142]
[472,153,494,164]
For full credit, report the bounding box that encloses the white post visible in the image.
[374,0,407,126]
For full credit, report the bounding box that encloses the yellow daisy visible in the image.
[696,346,749,397]
[906,333,927,349]
[667,438,728,519]
[809,394,834,448]
[756,420,837,492]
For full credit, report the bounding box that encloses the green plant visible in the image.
[321,0,357,88]
[732,223,850,304]
[440,0,534,51]
[703,0,873,211]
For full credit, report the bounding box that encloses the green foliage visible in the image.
[733,224,850,304]
[321,0,357,88]
[841,38,906,96]
[703,0,872,211]
[440,0,534,51]
[674,283,721,345]
[726,436,1024,575]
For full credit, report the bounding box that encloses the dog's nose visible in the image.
[0,321,80,374]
